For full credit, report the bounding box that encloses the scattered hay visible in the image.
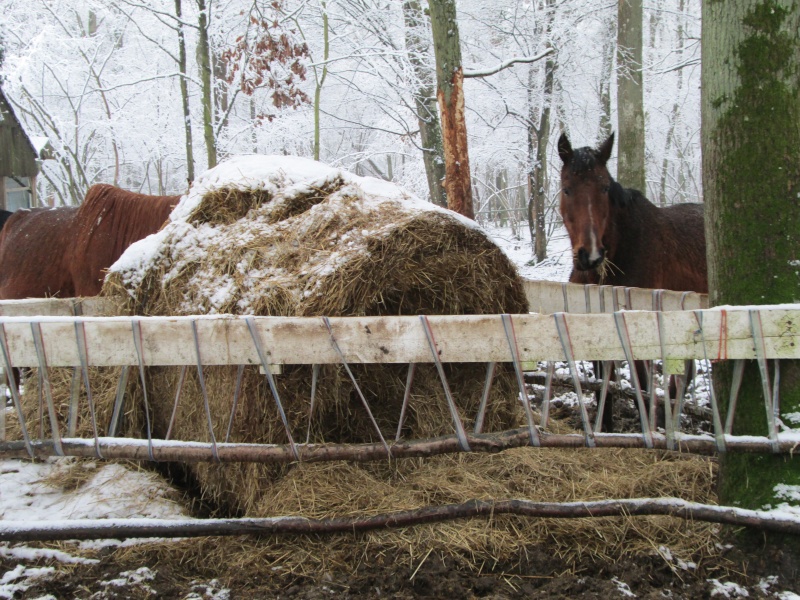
[110,448,718,579]
[39,457,99,492]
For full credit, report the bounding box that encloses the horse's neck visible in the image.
[607,193,660,273]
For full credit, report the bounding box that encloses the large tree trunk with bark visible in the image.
[403,0,447,208]
[617,0,645,192]
[428,0,474,219]
[702,0,800,543]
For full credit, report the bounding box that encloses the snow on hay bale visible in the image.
[98,155,530,516]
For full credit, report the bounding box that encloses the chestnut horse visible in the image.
[69,184,180,296]
[0,186,179,395]
[0,185,179,300]
[557,132,707,430]
[0,207,81,299]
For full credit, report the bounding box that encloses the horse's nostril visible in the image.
[577,248,589,266]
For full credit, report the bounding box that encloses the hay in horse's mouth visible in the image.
[596,257,622,282]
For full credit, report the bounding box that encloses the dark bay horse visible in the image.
[557,132,707,430]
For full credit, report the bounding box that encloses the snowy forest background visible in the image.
[0,0,700,261]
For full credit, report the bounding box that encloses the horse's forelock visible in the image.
[567,147,601,176]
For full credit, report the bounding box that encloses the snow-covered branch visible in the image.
[464,48,554,78]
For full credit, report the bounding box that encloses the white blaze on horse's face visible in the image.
[557,132,616,273]
[560,172,611,272]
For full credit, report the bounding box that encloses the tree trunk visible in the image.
[313,1,329,162]
[702,0,800,540]
[196,0,216,169]
[617,0,645,192]
[402,0,447,207]
[657,0,686,207]
[176,0,195,184]
[427,0,474,219]
[598,13,615,142]
[527,0,555,262]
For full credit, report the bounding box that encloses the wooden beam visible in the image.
[523,280,707,314]
[0,280,707,318]
[1,496,799,542]
[0,306,796,367]
[0,297,114,317]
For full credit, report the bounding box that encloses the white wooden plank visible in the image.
[0,280,708,317]
[522,280,707,313]
[0,297,116,317]
[0,307,797,367]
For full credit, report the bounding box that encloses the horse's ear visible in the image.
[597,132,615,165]
[609,180,628,207]
[557,133,573,164]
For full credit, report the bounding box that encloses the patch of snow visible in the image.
[784,412,800,426]
[481,223,572,282]
[0,458,187,521]
[99,566,156,588]
[774,484,800,503]
[0,545,97,565]
[611,577,636,597]
[708,579,749,598]
[185,579,232,599]
[0,565,55,599]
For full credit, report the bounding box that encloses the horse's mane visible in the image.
[609,182,647,209]
[79,184,180,248]
[69,184,181,295]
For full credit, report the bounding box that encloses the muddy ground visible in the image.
[3,390,797,599]
[2,535,798,599]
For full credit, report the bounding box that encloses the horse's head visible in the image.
[558,132,623,275]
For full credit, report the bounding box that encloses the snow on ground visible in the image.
[0,459,185,523]
[481,221,573,282]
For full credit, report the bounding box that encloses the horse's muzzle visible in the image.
[575,247,605,271]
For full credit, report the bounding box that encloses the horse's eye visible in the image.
[602,185,610,194]
[563,188,571,196]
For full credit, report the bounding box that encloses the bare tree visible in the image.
[402,0,446,207]
[175,0,195,183]
[527,0,556,262]
[196,0,216,168]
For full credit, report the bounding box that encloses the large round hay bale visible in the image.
[101,155,529,516]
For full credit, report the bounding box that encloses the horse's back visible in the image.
[71,184,180,296]
[0,207,79,299]
[656,202,707,293]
